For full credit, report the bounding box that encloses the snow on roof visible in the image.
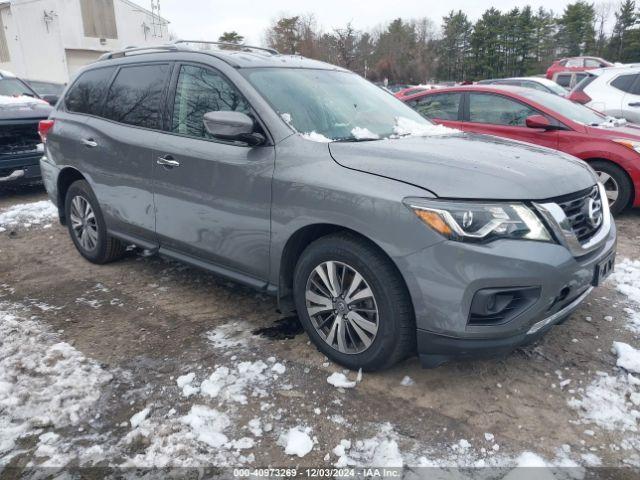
[0,69,16,78]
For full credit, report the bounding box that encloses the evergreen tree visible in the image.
[608,0,639,61]
[557,2,597,56]
[218,31,244,45]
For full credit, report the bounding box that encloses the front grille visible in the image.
[0,123,40,156]
[556,186,602,243]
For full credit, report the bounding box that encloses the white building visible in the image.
[0,0,169,84]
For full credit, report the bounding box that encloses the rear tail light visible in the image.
[568,90,592,105]
[38,119,55,143]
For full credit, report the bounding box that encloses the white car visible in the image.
[568,66,640,123]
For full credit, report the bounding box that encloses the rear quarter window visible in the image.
[65,67,116,116]
[611,74,639,94]
[102,64,170,129]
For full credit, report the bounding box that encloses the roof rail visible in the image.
[98,44,179,61]
[172,39,279,55]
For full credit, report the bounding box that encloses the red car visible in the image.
[546,56,613,80]
[401,85,640,214]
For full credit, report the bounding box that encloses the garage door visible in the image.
[65,49,103,78]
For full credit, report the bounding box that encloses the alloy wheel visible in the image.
[595,170,619,207]
[69,195,98,252]
[305,261,379,355]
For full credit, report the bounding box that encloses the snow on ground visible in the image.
[278,426,314,457]
[327,372,357,389]
[610,258,640,333]
[0,200,57,232]
[0,301,112,465]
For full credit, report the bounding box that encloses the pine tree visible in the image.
[608,0,639,61]
[557,1,597,56]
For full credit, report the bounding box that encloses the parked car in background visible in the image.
[553,71,590,90]
[1,81,52,185]
[546,56,613,79]
[568,66,640,124]
[395,86,429,99]
[39,43,615,370]
[25,79,65,106]
[477,77,568,96]
[402,85,640,214]
[0,70,59,106]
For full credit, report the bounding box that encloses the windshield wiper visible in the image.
[333,137,380,143]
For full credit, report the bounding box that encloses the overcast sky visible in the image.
[132,0,606,45]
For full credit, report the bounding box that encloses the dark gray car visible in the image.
[39,42,617,370]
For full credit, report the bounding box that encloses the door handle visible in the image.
[156,155,180,168]
[629,102,640,107]
[81,138,98,148]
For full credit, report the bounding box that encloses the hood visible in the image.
[329,133,597,200]
[586,122,640,140]
[0,95,52,121]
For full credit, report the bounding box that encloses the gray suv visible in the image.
[39,42,617,370]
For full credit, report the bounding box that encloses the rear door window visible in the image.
[65,67,116,116]
[556,74,571,88]
[170,64,250,139]
[103,64,170,129]
[611,74,639,93]
[468,93,536,126]
[408,93,462,121]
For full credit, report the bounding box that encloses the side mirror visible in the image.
[525,115,552,129]
[203,111,265,146]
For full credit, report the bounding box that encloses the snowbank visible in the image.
[0,200,58,231]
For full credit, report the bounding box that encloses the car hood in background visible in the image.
[587,122,640,139]
[329,133,596,200]
[0,96,52,120]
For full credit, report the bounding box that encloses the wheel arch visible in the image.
[276,223,413,316]
[585,157,635,209]
[56,167,87,224]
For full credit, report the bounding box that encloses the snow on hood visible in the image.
[0,95,48,107]
[300,131,333,143]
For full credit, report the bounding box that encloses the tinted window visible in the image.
[611,74,639,93]
[518,89,605,126]
[409,93,461,120]
[65,67,115,116]
[584,59,602,67]
[556,74,571,88]
[103,64,169,129]
[565,58,583,67]
[171,65,250,139]
[469,93,536,126]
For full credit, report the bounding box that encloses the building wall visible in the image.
[0,0,168,83]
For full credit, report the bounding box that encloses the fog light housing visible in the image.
[469,287,541,326]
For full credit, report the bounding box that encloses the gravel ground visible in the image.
[1,185,640,477]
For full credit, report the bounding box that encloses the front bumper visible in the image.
[395,214,617,368]
[0,153,42,185]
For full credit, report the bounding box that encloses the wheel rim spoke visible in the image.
[347,311,378,335]
[597,171,611,184]
[305,260,378,355]
[71,195,98,252]
[347,286,373,304]
[606,188,619,202]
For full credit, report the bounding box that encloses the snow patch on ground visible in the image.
[327,372,357,389]
[610,258,640,333]
[392,117,460,138]
[0,201,58,231]
[0,301,111,464]
[205,321,254,351]
[613,342,640,374]
[567,371,639,432]
[278,426,314,457]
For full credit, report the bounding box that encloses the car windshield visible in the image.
[0,78,36,97]
[537,80,568,96]
[518,89,607,126]
[242,68,434,141]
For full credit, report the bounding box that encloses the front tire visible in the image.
[293,233,415,371]
[590,160,632,215]
[64,180,125,264]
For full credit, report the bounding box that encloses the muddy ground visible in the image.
[1,185,640,475]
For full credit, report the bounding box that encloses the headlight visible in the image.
[613,139,640,154]
[404,198,552,243]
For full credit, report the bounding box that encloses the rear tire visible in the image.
[64,180,125,264]
[590,160,632,215]
[293,232,415,371]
